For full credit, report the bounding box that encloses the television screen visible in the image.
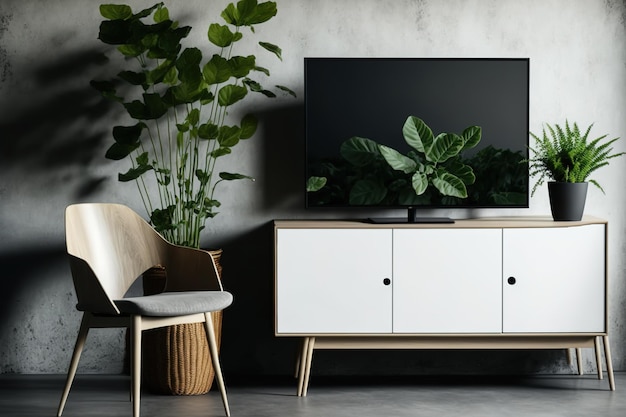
[305,57,529,211]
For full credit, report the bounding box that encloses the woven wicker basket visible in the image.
[142,249,223,395]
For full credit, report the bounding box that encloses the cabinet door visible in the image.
[502,224,605,333]
[393,229,503,333]
[276,228,393,334]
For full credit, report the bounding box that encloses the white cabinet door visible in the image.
[276,228,393,334]
[502,225,605,333]
[392,229,503,333]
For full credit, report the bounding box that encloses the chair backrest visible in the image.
[65,203,168,314]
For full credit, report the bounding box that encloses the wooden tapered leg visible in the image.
[301,337,315,397]
[594,336,603,380]
[603,335,615,391]
[296,338,311,396]
[204,313,230,417]
[131,316,142,417]
[57,313,91,417]
[576,348,583,375]
[295,338,306,379]
[566,348,574,367]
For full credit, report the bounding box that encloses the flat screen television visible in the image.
[305,57,529,223]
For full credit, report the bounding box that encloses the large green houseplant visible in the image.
[528,120,624,220]
[93,0,294,248]
[91,0,294,395]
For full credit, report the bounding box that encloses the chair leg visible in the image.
[204,312,230,417]
[57,313,91,417]
[131,316,142,417]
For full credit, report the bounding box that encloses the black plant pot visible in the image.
[548,182,588,221]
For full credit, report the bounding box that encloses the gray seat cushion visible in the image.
[114,291,233,316]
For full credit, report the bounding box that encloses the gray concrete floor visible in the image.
[1,373,625,417]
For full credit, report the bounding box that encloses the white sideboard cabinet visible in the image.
[274,217,614,395]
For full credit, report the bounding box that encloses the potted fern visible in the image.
[528,121,624,221]
[91,0,294,395]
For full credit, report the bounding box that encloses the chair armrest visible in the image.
[161,245,223,292]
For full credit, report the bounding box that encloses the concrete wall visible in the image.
[1,0,625,376]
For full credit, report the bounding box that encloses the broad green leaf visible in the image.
[203,54,231,85]
[219,172,254,181]
[246,1,277,24]
[171,79,203,103]
[203,198,221,208]
[402,116,433,153]
[100,4,132,20]
[229,55,256,78]
[112,123,145,145]
[118,163,153,182]
[147,60,175,85]
[195,169,210,185]
[259,41,282,60]
[211,147,232,157]
[425,133,464,163]
[220,2,240,25]
[118,70,146,86]
[432,171,467,198]
[307,176,327,192]
[349,180,387,205]
[217,125,241,147]
[133,3,163,20]
[254,66,270,76]
[142,93,169,119]
[461,125,482,150]
[208,23,236,48]
[221,0,276,26]
[256,89,276,98]
[446,160,475,185]
[105,142,139,160]
[158,26,191,55]
[276,85,297,97]
[136,152,149,166]
[177,121,190,132]
[98,20,133,45]
[188,108,200,126]
[124,100,148,119]
[198,123,219,139]
[150,206,176,232]
[176,48,203,82]
[163,66,178,85]
[411,171,428,195]
[141,33,159,49]
[117,43,145,57]
[154,5,169,22]
[243,78,262,92]
[218,84,248,106]
[379,144,417,173]
[240,114,258,139]
[340,136,380,167]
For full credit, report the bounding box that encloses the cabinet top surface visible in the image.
[274,216,607,229]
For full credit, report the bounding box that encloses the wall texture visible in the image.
[1,0,625,377]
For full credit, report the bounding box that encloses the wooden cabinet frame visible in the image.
[274,217,614,395]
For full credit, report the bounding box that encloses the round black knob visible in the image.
[507,277,516,285]
[383,278,391,286]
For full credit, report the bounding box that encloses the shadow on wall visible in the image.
[0,44,119,199]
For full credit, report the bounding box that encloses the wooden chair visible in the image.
[57,203,232,417]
